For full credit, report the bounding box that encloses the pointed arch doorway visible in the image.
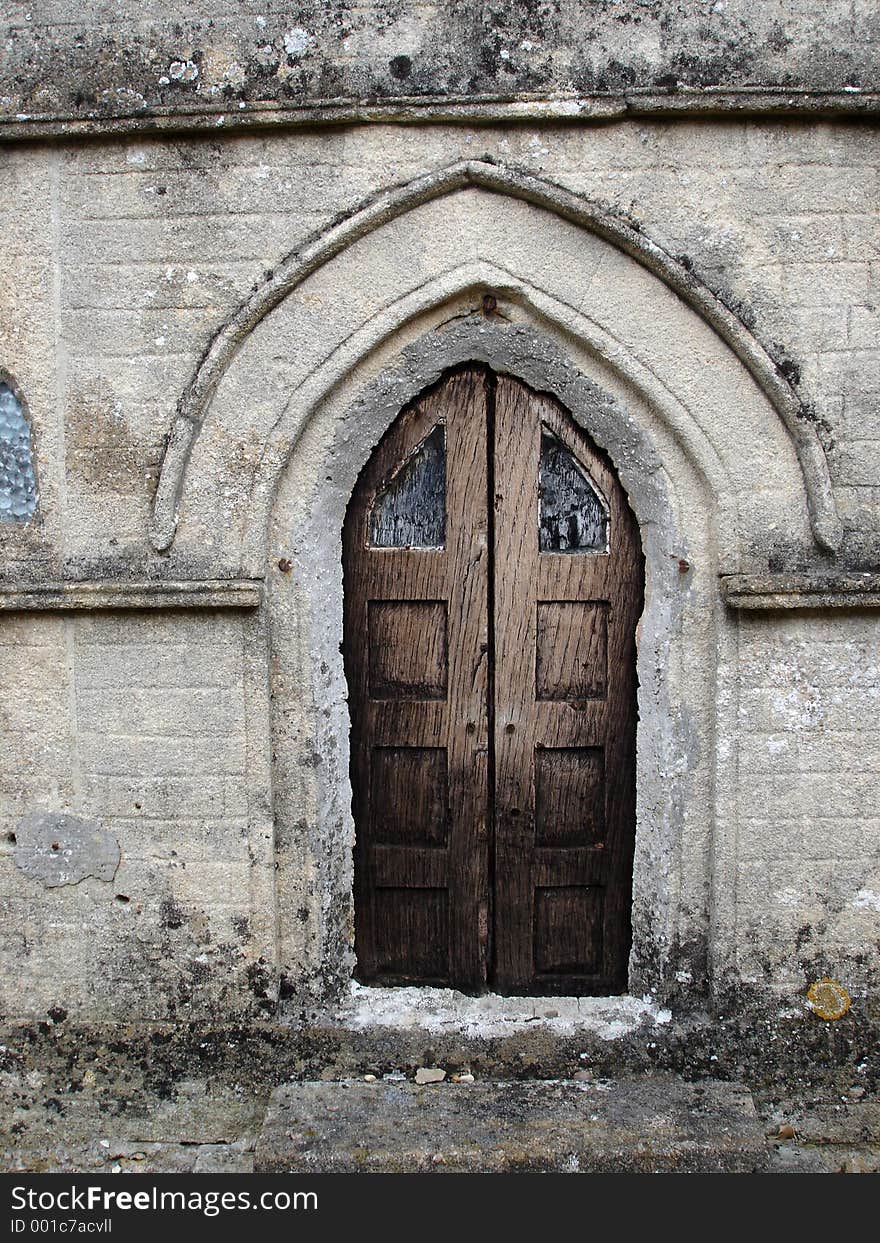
[343,365,643,995]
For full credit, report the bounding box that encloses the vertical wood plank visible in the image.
[445,369,492,988]
[492,374,643,994]
[343,367,490,989]
[345,364,642,997]
[492,374,542,991]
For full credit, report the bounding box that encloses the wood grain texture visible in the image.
[367,600,448,699]
[536,601,608,700]
[490,374,642,994]
[343,366,642,995]
[344,367,490,988]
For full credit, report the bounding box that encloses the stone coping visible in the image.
[1,575,877,612]
[2,90,880,144]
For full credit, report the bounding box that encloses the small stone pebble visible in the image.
[848,1085,866,1100]
[363,1074,377,1082]
[573,1069,592,1082]
[415,1067,446,1085]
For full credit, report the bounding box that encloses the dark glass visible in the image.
[369,424,446,549]
[538,427,607,552]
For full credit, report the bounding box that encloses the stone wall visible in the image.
[0,4,878,1026]
[736,609,880,997]
[3,121,879,574]
[0,608,275,1019]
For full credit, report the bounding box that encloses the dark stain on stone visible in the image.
[159,898,186,930]
[246,959,278,1016]
[389,55,411,80]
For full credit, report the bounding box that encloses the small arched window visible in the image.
[0,379,37,522]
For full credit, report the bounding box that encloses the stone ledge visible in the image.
[2,90,879,144]
[0,579,263,612]
[721,573,880,611]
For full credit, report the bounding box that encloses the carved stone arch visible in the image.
[139,173,842,1003]
[241,265,733,572]
[264,309,734,1004]
[150,160,841,557]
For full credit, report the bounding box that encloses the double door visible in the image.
[343,366,642,994]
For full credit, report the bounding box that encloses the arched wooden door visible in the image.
[343,366,643,995]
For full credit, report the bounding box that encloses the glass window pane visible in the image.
[539,427,607,553]
[369,424,445,549]
[0,382,37,523]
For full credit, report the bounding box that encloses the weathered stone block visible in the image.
[255,1078,767,1173]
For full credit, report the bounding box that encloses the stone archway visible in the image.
[151,161,840,559]
[265,306,723,1006]
[145,174,835,1008]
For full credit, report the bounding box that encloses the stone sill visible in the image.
[2,88,879,143]
[0,579,263,612]
[721,573,880,611]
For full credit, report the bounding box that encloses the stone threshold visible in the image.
[255,1077,767,1173]
[319,982,672,1043]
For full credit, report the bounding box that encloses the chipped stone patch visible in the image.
[13,812,120,888]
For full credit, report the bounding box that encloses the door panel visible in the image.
[344,368,491,988]
[344,365,642,995]
[493,374,642,994]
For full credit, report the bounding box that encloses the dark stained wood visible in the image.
[367,600,448,700]
[343,365,643,995]
[492,374,643,994]
[534,747,605,846]
[536,601,608,700]
[344,367,491,988]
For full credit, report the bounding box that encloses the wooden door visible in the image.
[343,366,642,995]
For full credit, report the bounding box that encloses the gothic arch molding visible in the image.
[264,311,727,1002]
[149,159,841,556]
